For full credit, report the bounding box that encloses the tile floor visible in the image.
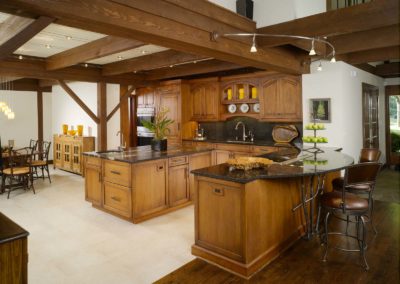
[0,169,195,284]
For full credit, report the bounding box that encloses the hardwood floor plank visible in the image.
[155,201,399,283]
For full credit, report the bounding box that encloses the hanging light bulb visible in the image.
[309,38,316,56]
[7,111,15,120]
[317,61,323,71]
[250,34,257,53]
[330,51,336,63]
[4,106,11,115]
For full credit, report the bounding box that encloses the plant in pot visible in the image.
[142,107,174,151]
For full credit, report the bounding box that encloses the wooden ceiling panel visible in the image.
[338,46,400,64]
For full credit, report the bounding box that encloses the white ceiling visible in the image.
[0,12,168,65]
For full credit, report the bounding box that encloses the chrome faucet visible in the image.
[116,131,126,151]
[235,121,248,141]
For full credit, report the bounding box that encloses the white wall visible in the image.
[0,90,52,150]
[384,77,400,86]
[51,82,121,151]
[302,61,386,162]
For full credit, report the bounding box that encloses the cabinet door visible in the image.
[259,79,279,120]
[232,151,249,159]
[189,152,212,200]
[191,86,204,119]
[54,140,63,168]
[103,181,132,218]
[214,150,231,165]
[158,88,181,141]
[62,142,72,170]
[168,164,190,206]
[72,143,81,173]
[133,160,168,217]
[85,164,102,206]
[203,83,219,120]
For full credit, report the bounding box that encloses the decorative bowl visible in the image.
[68,130,77,136]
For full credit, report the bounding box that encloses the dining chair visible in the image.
[1,147,35,199]
[320,162,382,270]
[31,141,52,183]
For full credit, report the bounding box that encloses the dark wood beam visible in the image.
[37,90,43,143]
[338,46,400,64]
[0,16,54,60]
[97,82,107,151]
[103,50,209,76]
[106,85,135,122]
[58,80,100,124]
[145,59,243,80]
[354,63,377,75]
[257,0,399,47]
[0,78,51,92]
[0,0,307,74]
[46,36,145,70]
[376,62,400,77]
[0,58,146,85]
[330,25,400,55]
[120,85,133,147]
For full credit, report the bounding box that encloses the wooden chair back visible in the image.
[359,148,381,163]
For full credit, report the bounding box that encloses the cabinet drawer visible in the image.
[169,155,189,167]
[216,143,251,153]
[103,160,131,187]
[103,181,132,218]
[86,156,101,167]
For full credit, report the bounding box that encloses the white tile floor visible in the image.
[0,169,195,284]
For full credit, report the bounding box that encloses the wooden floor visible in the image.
[155,201,399,284]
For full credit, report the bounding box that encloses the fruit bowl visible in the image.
[305,123,325,130]
[68,130,77,136]
[302,136,328,143]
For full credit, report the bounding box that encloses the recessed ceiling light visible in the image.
[141,50,148,55]
[133,71,137,74]
[18,55,23,60]
[169,65,174,68]
[193,61,197,64]
[45,44,51,49]
[117,56,123,60]
[66,36,72,40]
[84,63,88,68]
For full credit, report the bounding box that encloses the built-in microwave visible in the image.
[137,107,155,145]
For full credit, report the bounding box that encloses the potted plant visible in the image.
[142,107,174,151]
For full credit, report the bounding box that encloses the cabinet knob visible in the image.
[213,188,224,196]
[111,196,121,202]
[110,170,121,175]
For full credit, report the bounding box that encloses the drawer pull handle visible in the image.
[213,188,224,196]
[111,196,121,202]
[110,170,121,175]
[157,165,164,171]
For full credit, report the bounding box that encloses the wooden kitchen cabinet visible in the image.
[189,152,212,200]
[53,135,95,175]
[84,163,102,206]
[259,76,302,122]
[132,159,168,220]
[103,181,132,218]
[136,87,155,108]
[190,81,219,121]
[168,164,190,206]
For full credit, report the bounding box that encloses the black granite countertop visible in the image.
[191,147,354,184]
[83,145,212,164]
[183,138,299,147]
[0,212,29,245]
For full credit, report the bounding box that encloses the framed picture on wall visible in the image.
[310,98,331,123]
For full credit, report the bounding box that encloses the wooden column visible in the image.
[37,90,43,143]
[120,85,131,147]
[130,95,137,147]
[97,82,107,151]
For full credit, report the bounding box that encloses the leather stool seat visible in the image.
[321,191,368,211]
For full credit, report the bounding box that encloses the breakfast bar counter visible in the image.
[191,148,353,279]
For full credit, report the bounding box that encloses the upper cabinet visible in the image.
[190,81,219,121]
[259,76,302,122]
[136,87,155,108]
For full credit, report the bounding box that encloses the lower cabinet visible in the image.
[189,152,212,200]
[85,164,102,206]
[103,181,132,218]
[132,159,168,219]
[168,164,190,206]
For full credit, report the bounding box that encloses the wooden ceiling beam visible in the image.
[0,15,54,60]
[0,78,52,92]
[0,58,146,85]
[375,62,400,77]
[256,0,399,47]
[0,15,33,44]
[145,59,243,80]
[330,25,400,55]
[338,46,400,64]
[46,36,145,70]
[354,63,377,75]
[102,50,209,76]
[0,0,307,74]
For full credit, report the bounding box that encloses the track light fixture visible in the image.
[317,61,323,71]
[222,32,336,68]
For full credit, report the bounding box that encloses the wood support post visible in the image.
[97,82,107,151]
[130,95,137,147]
[37,90,43,144]
[120,85,132,147]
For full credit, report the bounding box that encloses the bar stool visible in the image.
[332,148,381,234]
[320,162,382,270]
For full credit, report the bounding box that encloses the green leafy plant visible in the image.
[142,107,174,141]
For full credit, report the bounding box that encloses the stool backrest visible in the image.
[359,148,381,163]
[344,162,382,187]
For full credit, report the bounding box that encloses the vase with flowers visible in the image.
[142,107,174,151]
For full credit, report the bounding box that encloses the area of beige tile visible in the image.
[0,169,195,284]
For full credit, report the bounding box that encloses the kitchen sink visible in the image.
[225,139,254,144]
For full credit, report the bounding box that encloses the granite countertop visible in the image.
[191,147,353,184]
[183,138,295,147]
[83,145,212,164]
[0,212,29,245]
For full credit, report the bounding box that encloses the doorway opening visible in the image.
[385,85,400,168]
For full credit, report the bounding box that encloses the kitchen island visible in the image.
[191,148,353,279]
[83,145,212,223]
